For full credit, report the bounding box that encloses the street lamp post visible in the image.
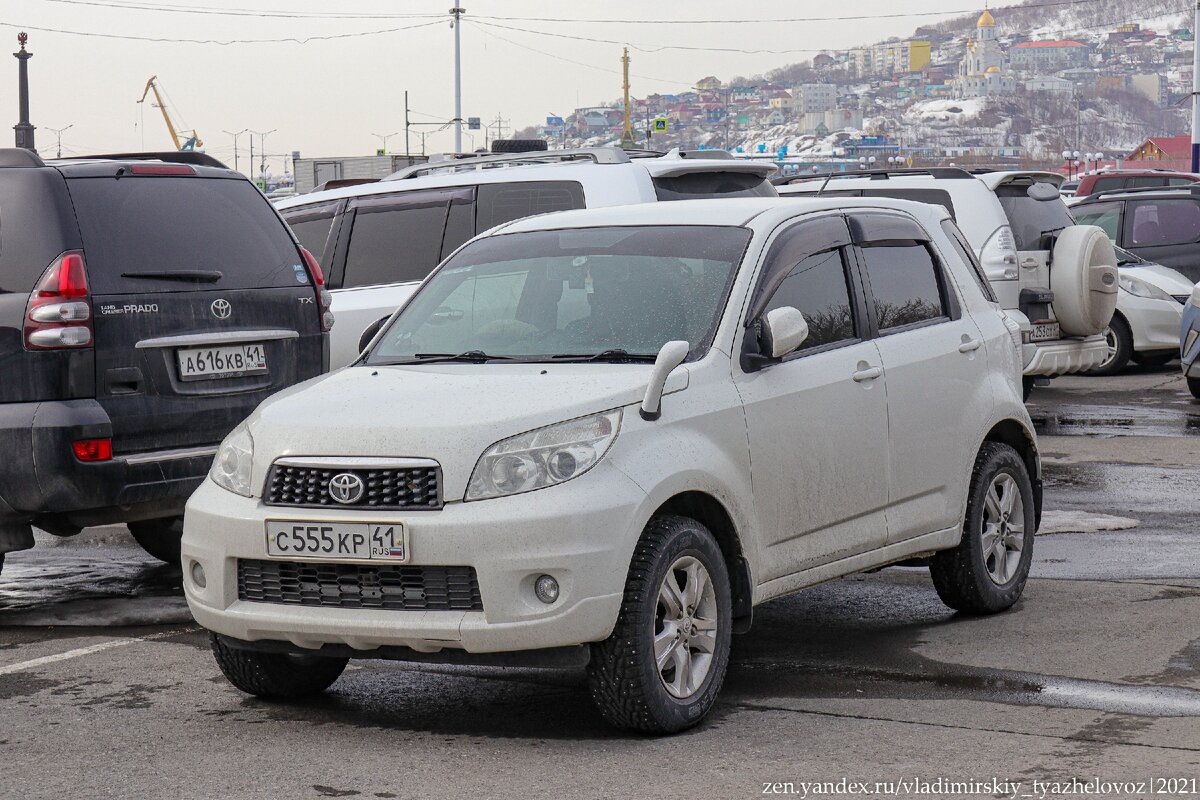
[223,128,247,174]
[45,123,72,158]
[371,131,401,154]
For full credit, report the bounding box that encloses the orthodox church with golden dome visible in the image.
[955,4,1016,98]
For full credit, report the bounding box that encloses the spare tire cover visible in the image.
[1050,225,1118,336]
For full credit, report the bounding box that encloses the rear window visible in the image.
[995,183,1076,251]
[653,171,775,201]
[68,177,303,294]
[1090,177,1123,194]
[475,181,585,232]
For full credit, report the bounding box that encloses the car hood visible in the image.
[1120,264,1196,296]
[244,362,689,502]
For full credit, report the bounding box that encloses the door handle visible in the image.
[852,365,883,382]
[958,338,982,353]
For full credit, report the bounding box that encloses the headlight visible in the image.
[466,410,621,501]
[1119,275,1175,302]
[210,422,254,497]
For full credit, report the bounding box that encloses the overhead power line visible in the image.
[33,0,443,19]
[0,18,444,44]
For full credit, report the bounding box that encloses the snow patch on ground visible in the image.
[1038,510,1139,535]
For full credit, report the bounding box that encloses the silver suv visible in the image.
[778,168,1118,397]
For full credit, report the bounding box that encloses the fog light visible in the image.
[534,574,559,604]
[190,560,207,589]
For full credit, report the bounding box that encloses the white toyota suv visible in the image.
[777,168,1119,398]
[276,147,778,368]
[183,197,1042,733]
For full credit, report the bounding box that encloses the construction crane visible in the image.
[137,76,203,152]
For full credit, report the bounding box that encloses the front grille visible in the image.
[1173,294,1190,305]
[237,559,483,611]
[266,462,441,509]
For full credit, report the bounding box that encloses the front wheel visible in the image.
[930,442,1035,614]
[127,516,184,564]
[587,515,732,733]
[1086,316,1132,376]
[210,634,348,699]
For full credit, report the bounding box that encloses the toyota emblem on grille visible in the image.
[328,472,365,504]
[211,298,232,319]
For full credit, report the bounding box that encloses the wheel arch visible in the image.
[652,490,754,633]
[982,419,1042,530]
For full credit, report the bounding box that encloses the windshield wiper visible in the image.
[547,349,658,363]
[408,350,520,363]
[121,269,223,283]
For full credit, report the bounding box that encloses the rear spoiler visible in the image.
[50,151,229,169]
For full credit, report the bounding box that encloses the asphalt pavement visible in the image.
[2,365,1199,799]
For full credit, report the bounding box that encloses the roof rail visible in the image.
[1083,184,1200,201]
[383,147,632,180]
[0,148,46,168]
[772,167,974,186]
[50,151,229,169]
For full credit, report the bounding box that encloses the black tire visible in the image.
[489,138,548,153]
[929,442,1035,614]
[210,634,348,699]
[1189,376,1200,399]
[0,552,5,578]
[127,516,184,564]
[1021,377,1034,402]
[1086,315,1132,376]
[587,515,733,734]
[1132,351,1175,367]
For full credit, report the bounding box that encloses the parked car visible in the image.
[1073,169,1199,199]
[776,168,1118,398]
[1071,185,1200,283]
[184,197,1042,733]
[275,147,778,368]
[0,149,330,574]
[1182,283,1200,398]
[1086,246,1193,375]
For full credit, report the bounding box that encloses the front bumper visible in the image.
[181,462,647,656]
[0,399,215,529]
[1182,302,1200,376]
[1021,334,1108,377]
[1120,294,1185,353]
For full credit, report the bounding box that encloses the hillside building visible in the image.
[955,5,1016,98]
[794,84,838,113]
[1008,40,1090,70]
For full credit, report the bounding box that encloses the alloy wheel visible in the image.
[654,555,719,699]
[981,472,1025,585]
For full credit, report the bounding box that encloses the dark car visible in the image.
[0,150,330,574]
[1073,170,1199,199]
[1072,185,1200,282]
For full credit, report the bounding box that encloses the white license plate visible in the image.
[1029,322,1061,342]
[265,521,408,562]
[177,343,268,381]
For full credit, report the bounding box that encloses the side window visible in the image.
[1129,200,1200,246]
[1091,177,1122,193]
[940,219,998,303]
[1168,177,1197,186]
[343,198,449,289]
[763,249,857,350]
[1128,176,1168,188]
[858,242,947,331]
[1070,201,1122,244]
[475,181,585,232]
[441,195,475,259]
[861,188,956,220]
[281,203,339,269]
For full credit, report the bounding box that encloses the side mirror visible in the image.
[358,317,389,355]
[640,340,690,421]
[761,306,809,358]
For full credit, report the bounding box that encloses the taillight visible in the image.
[72,438,113,462]
[24,251,93,350]
[299,247,334,332]
[129,164,195,176]
[980,225,1019,280]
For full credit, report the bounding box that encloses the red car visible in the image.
[1075,170,1199,198]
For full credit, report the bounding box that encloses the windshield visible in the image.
[366,225,751,365]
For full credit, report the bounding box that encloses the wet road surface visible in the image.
[2,366,1199,798]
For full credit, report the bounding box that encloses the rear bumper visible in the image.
[0,399,215,528]
[1022,335,1107,377]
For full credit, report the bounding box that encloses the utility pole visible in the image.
[620,47,636,149]
[405,90,411,160]
[13,32,35,152]
[1192,0,1200,171]
[223,128,247,174]
[250,129,275,179]
[451,0,465,153]
[45,124,72,158]
[372,131,400,154]
[485,113,509,150]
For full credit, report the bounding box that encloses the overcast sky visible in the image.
[3,0,974,174]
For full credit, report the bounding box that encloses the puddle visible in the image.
[1031,404,1200,437]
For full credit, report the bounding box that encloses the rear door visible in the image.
[66,173,324,455]
[1121,198,1200,282]
[994,180,1078,332]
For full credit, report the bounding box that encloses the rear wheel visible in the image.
[1189,377,1200,399]
[1021,377,1034,402]
[210,634,348,699]
[0,553,5,578]
[1086,316,1132,376]
[587,515,732,733]
[127,516,183,564]
[930,442,1035,614]
[1132,351,1175,368]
